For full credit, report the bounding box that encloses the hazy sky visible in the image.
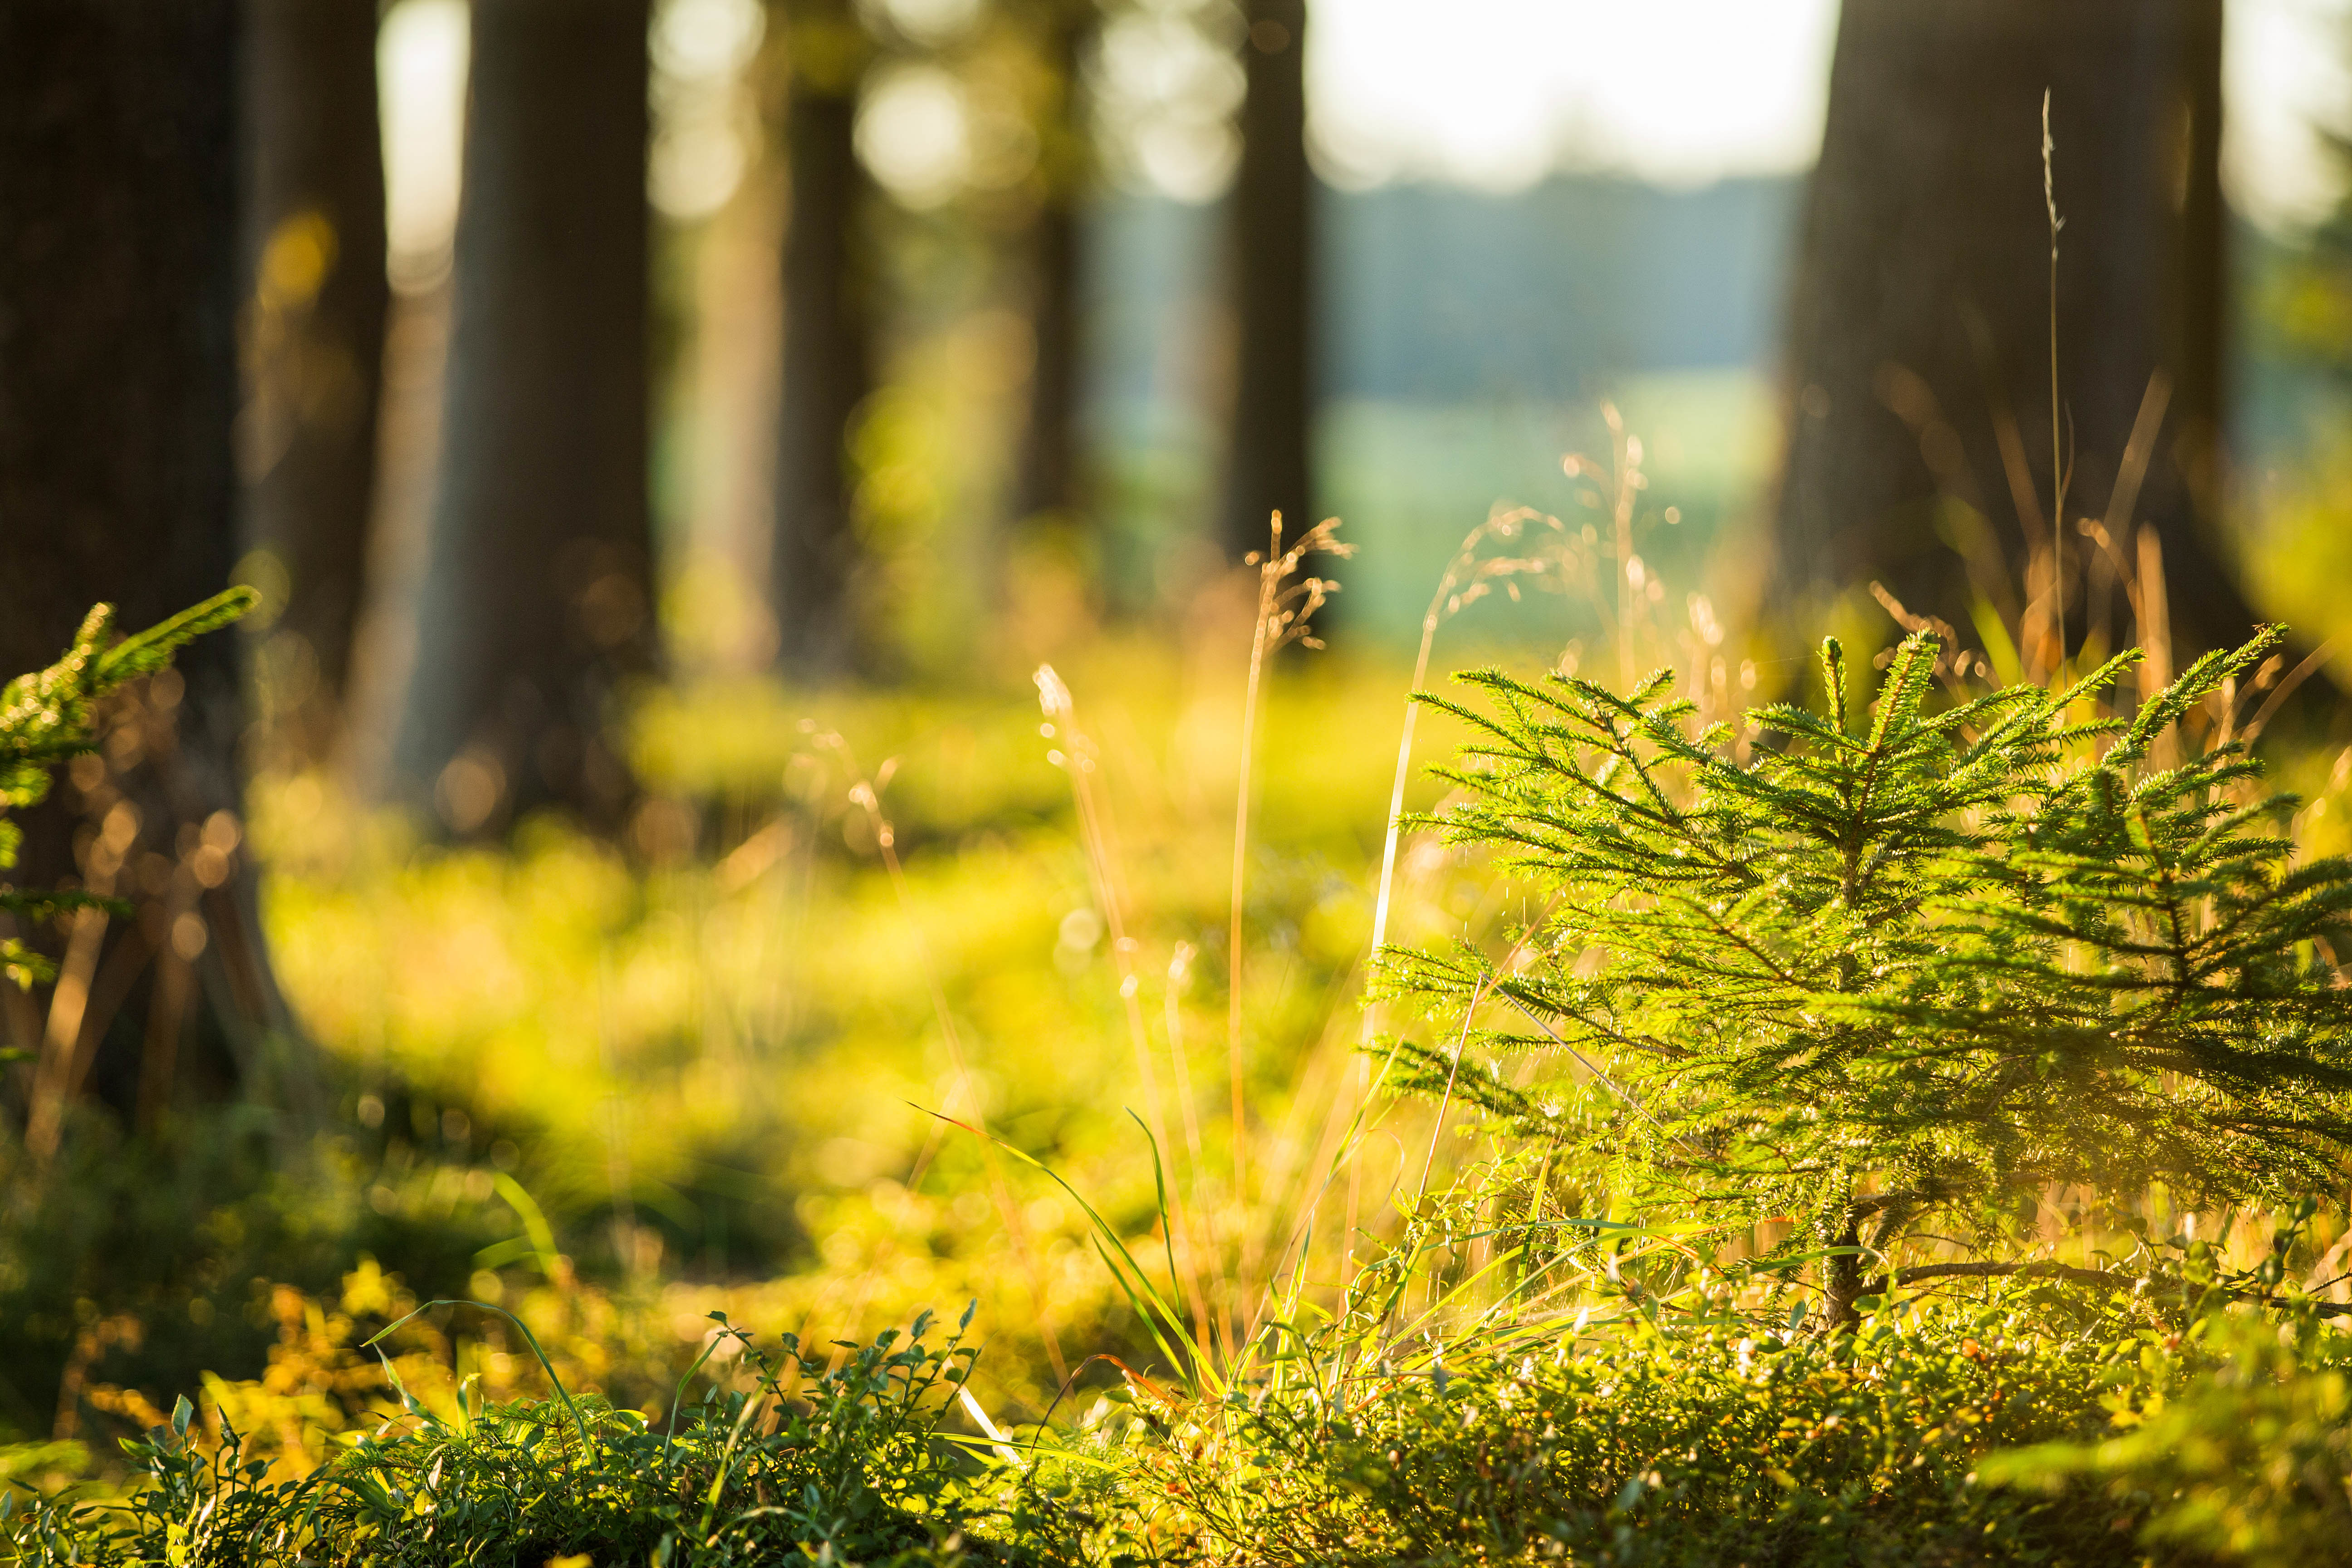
[2222,0,2352,223]
[1313,0,2352,223]
[1310,0,1841,191]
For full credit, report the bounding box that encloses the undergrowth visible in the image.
[5,1240,2350,1564]
[9,488,2352,1563]
[2,1303,1043,1566]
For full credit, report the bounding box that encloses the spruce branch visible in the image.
[0,588,256,986]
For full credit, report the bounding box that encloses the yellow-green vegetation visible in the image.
[0,591,259,990]
[5,1214,2351,1564]
[1381,627,2352,1326]
[10,526,2352,1564]
[250,642,1495,1416]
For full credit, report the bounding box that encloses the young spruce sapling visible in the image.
[1378,628,2352,1326]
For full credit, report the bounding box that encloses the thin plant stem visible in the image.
[2043,88,2066,663]
[1355,504,1556,1283]
[1230,523,1278,1211]
[1163,943,1234,1363]
[1224,510,1350,1327]
[827,737,1070,1385]
[1036,666,1216,1362]
[1355,567,1448,1290]
[1368,507,1548,954]
[24,898,109,1164]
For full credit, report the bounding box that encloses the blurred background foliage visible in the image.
[8,0,2352,1477]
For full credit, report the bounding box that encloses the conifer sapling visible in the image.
[1378,627,2352,1325]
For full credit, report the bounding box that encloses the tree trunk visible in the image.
[0,0,301,1134]
[1012,3,1093,532]
[1223,0,1315,561]
[1772,0,2257,667]
[393,0,655,837]
[239,0,389,760]
[1822,1218,1866,1333]
[770,0,877,678]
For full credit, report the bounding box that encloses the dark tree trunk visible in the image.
[770,0,877,678]
[393,0,655,836]
[1773,0,2257,667]
[1223,0,1314,561]
[1012,3,1093,531]
[239,0,389,758]
[0,0,300,1137]
[1823,1218,1866,1333]
[1018,198,1081,525]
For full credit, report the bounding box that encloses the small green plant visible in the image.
[1379,627,2352,1323]
[1149,1289,2140,1565]
[0,590,256,991]
[1980,1246,2352,1568]
[1,1307,1042,1566]
[0,1393,312,1565]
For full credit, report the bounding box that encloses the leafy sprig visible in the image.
[0,589,256,989]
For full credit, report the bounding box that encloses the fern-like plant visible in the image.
[0,590,257,992]
[1379,627,2352,1324]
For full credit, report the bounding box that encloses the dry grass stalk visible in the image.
[1226,512,1350,1248]
[1558,403,1681,688]
[1034,665,1219,1362]
[1353,501,1566,1281]
[2043,88,2069,657]
[824,733,1070,1384]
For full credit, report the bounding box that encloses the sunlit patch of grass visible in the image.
[247,628,1512,1416]
[24,403,2352,1563]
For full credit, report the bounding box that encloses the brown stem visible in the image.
[1888,1260,2352,1319]
[1230,529,1276,1213]
[1893,1260,2124,1289]
[1823,1219,1866,1332]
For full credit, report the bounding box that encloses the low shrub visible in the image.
[1126,1294,2159,1565]
[1981,1303,2352,1568]
[2,1305,1053,1566]
[17,1284,2352,1566]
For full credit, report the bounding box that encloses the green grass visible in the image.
[4,1305,1034,1565]
[8,1231,2350,1564]
[10,432,2352,1563]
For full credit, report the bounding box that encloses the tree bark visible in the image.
[239,0,389,759]
[393,0,656,836]
[1012,2,1093,533]
[1773,0,2258,667]
[0,0,300,1131]
[1822,1218,1867,1333]
[1223,0,1315,562]
[770,0,877,678]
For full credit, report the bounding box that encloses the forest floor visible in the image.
[8,561,2352,1562]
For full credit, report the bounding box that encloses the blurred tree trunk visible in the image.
[0,0,303,1137]
[1012,1,1094,532]
[1223,0,1314,561]
[769,0,877,677]
[1772,0,2260,668]
[394,0,655,837]
[240,0,390,761]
